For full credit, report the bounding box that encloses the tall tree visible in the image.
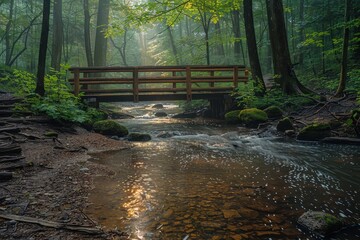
[94,0,110,67]
[35,0,51,96]
[5,0,14,66]
[266,0,309,94]
[335,0,352,97]
[83,0,93,67]
[51,0,63,71]
[243,0,265,93]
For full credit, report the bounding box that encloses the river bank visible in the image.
[0,98,359,239]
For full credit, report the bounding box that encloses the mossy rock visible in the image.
[155,111,167,117]
[224,110,242,123]
[93,120,128,137]
[264,106,283,119]
[127,132,151,142]
[297,123,331,141]
[43,131,58,138]
[277,117,294,132]
[238,108,268,127]
[298,211,344,235]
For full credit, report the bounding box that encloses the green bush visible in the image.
[0,66,104,124]
[239,108,268,127]
[93,120,128,136]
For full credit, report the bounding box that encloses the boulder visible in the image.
[224,110,242,123]
[155,111,167,117]
[264,106,283,119]
[238,108,268,127]
[152,104,164,109]
[93,120,128,137]
[297,123,331,141]
[298,211,344,236]
[277,117,294,132]
[127,132,151,142]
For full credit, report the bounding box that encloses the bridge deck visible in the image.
[69,65,248,102]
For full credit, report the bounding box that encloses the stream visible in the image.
[87,102,360,240]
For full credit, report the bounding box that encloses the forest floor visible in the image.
[0,93,358,240]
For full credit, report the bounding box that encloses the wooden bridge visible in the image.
[69,65,248,102]
[69,65,248,117]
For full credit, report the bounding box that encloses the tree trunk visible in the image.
[35,0,50,97]
[94,0,110,67]
[50,0,63,71]
[214,22,225,57]
[298,0,305,65]
[335,0,351,97]
[83,0,93,67]
[266,0,309,94]
[167,27,180,65]
[243,0,266,93]
[232,10,241,62]
[5,0,14,66]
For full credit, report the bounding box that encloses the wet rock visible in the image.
[200,221,226,228]
[255,231,281,237]
[172,112,197,119]
[246,202,277,213]
[222,209,240,219]
[297,211,344,235]
[321,137,360,146]
[285,129,296,137]
[297,123,331,141]
[79,167,89,172]
[264,106,283,119]
[93,120,128,137]
[238,108,268,128]
[225,110,242,123]
[238,208,259,219]
[231,234,249,240]
[277,117,294,132]
[127,132,151,142]
[152,104,164,109]
[163,208,174,218]
[155,111,167,117]
[266,214,286,224]
[108,112,134,119]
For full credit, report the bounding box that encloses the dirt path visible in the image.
[0,119,131,239]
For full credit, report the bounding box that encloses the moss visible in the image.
[43,131,58,138]
[127,132,151,142]
[297,123,331,141]
[277,117,294,132]
[316,214,344,234]
[264,106,283,119]
[224,110,242,123]
[238,108,268,127]
[93,120,128,137]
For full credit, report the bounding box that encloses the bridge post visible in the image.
[74,68,80,96]
[133,67,139,102]
[233,66,239,89]
[186,66,192,101]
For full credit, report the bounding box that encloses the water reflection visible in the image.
[87,104,360,239]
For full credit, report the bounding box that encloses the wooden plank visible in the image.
[139,88,187,92]
[81,89,133,93]
[70,81,134,85]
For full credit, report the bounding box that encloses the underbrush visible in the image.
[0,65,105,124]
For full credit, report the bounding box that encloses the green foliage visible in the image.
[238,108,268,127]
[93,120,129,136]
[233,82,315,111]
[0,66,104,124]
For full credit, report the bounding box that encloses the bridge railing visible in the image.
[69,65,248,102]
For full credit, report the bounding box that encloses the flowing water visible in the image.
[87,103,360,240]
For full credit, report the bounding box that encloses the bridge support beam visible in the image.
[209,95,233,119]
